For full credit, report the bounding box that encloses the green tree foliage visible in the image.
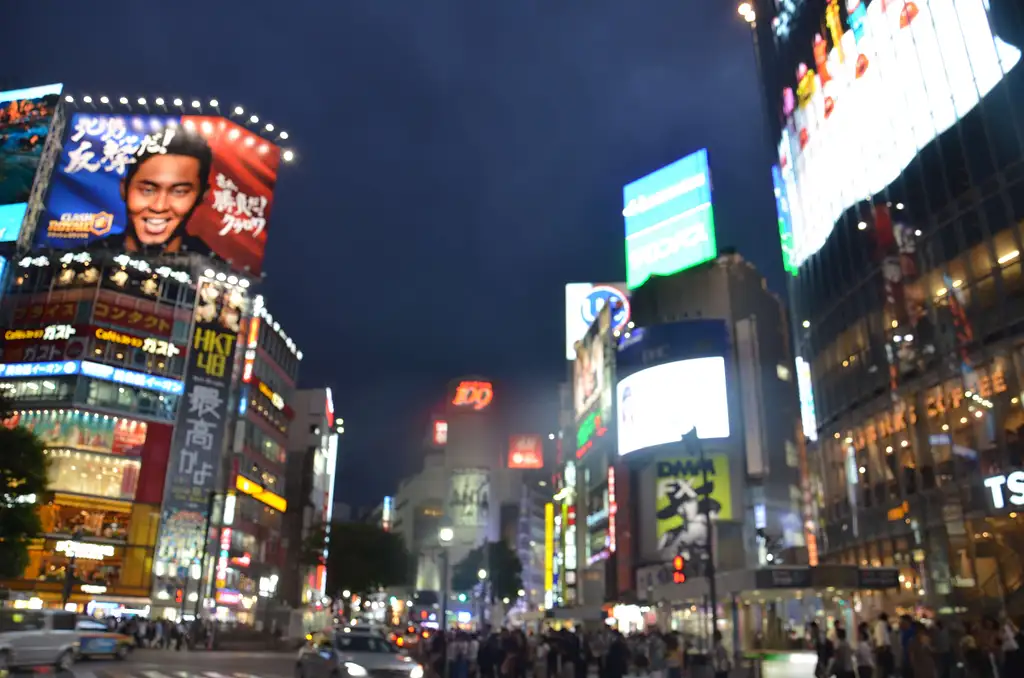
[451,540,523,603]
[327,522,411,597]
[0,397,49,579]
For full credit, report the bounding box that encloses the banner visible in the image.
[448,469,490,527]
[154,280,244,597]
[37,113,281,274]
[654,456,732,558]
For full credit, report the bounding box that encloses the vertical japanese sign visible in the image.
[154,279,244,599]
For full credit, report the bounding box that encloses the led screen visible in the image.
[37,113,281,274]
[778,0,1021,269]
[0,84,63,243]
[564,283,630,360]
[622,149,717,290]
[616,358,729,456]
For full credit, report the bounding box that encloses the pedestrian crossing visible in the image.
[72,670,293,678]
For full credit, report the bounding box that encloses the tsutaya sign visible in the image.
[452,380,493,411]
[983,472,1024,510]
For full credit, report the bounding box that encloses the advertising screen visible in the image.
[573,305,615,461]
[448,469,490,527]
[622,149,717,290]
[4,409,148,456]
[0,84,63,243]
[771,165,797,277]
[508,434,543,469]
[564,283,630,360]
[655,456,732,557]
[37,113,281,274]
[777,0,1021,269]
[795,357,818,442]
[617,358,730,456]
[154,279,244,599]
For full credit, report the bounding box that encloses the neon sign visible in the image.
[608,466,617,554]
[575,411,607,459]
[452,380,493,410]
[433,420,448,445]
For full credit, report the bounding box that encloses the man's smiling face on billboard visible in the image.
[123,153,201,246]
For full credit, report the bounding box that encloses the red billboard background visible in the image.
[508,434,543,469]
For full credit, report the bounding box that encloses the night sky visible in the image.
[2,0,781,508]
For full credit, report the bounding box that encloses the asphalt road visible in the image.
[9,649,298,678]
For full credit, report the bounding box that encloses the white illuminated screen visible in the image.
[616,358,729,456]
[779,0,1021,269]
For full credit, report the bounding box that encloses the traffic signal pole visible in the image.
[683,431,718,638]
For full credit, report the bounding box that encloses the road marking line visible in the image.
[72,670,97,678]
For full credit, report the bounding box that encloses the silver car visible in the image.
[0,609,79,672]
[297,630,424,678]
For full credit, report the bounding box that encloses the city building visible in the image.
[211,298,301,624]
[753,0,1024,616]
[282,387,338,608]
[0,91,296,620]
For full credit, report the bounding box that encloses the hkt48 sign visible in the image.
[452,380,493,411]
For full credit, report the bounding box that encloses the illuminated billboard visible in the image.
[37,113,281,274]
[508,434,543,469]
[448,469,490,527]
[0,84,63,243]
[777,0,1021,270]
[655,456,732,557]
[564,283,630,360]
[622,148,717,290]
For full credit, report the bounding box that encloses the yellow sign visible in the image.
[235,475,287,512]
[193,327,237,379]
[655,456,732,549]
[544,503,554,595]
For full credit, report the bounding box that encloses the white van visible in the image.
[0,609,80,672]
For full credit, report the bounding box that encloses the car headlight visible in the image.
[345,663,369,677]
[410,665,424,678]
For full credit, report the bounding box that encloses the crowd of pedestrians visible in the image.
[810,612,1024,678]
[102,616,216,650]
[416,626,732,678]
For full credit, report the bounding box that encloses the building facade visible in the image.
[755,0,1024,614]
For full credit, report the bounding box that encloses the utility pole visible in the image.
[194,491,218,617]
[61,529,85,607]
[683,430,717,636]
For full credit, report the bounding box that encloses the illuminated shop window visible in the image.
[44,449,140,500]
[84,379,178,422]
[8,410,148,456]
[38,500,131,541]
[0,378,75,404]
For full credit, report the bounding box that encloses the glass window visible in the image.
[37,499,131,541]
[333,635,396,653]
[44,450,140,500]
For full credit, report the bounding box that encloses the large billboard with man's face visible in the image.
[36,113,281,274]
[623,148,717,290]
[0,84,63,243]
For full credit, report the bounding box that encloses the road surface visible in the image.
[10,649,298,678]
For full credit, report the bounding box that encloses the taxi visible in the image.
[75,618,134,660]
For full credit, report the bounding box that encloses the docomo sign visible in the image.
[452,380,493,411]
[983,472,1024,510]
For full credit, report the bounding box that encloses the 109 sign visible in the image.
[452,380,494,411]
[581,286,630,334]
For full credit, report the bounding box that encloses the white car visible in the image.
[297,631,423,678]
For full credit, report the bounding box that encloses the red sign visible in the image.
[433,420,448,445]
[93,299,173,337]
[452,380,493,410]
[508,434,543,469]
[11,302,77,328]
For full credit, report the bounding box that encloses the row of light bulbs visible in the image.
[62,94,294,163]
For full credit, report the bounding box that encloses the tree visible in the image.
[0,397,49,580]
[300,521,329,568]
[326,522,411,598]
[451,540,523,603]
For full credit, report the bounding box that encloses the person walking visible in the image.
[855,623,875,678]
[874,613,894,678]
[711,630,731,678]
[826,628,855,678]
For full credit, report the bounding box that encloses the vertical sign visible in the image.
[544,503,554,602]
[154,279,244,600]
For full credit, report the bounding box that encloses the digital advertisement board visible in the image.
[573,304,615,460]
[622,148,717,290]
[655,456,732,558]
[616,320,731,456]
[37,113,281,274]
[508,434,543,469]
[154,279,244,599]
[776,0,1020,270]
[448,469,490,527]
[0,84,63,244]
[564,283,630,361]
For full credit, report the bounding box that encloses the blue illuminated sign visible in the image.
[0,360,183,396]
[238,387,249,416]
[0,204,27,243]
[581,285,630,334]
[0,361,79,378]
[623,149,717,289]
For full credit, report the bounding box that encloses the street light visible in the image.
[438,520,454,677]
[477,568,487,580]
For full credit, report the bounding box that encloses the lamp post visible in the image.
[737,1,773,156]
[438,521,454,678]
[476,568,488,629]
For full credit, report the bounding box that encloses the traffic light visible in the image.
[175,589,184,604]
[672,555,686,584]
